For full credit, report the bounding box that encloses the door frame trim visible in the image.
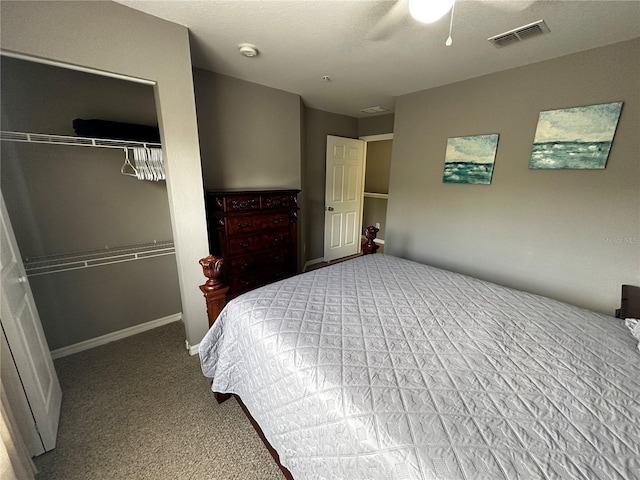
[359,133,394,142]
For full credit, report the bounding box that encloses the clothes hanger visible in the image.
[147,147,157,181]
[154,148,165,181]
[124,146,165,181]
[149,147,159,181]
[135,146,150,181]
[120,147,138,178]
[148,147,165,181]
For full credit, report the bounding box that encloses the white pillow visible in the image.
[625,318,640,353]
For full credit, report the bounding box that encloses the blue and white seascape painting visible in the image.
[529,102,623,169]
[443,134,499,184]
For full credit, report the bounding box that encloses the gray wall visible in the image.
[359,114,395,137]
[364,140,392,194]
[0,57,181,350]
[194,68,302,190]
[29,258,180,350]
[302,107,358,262]
[1,0,210,347]
[387,38,640,315]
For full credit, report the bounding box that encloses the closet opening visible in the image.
[0,56,183,361]
[361,133,393,253]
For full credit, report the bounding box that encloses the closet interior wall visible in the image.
[363,139,392,242]
[0,57,182,352]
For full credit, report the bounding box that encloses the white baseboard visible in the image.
[188,343,200,356]
[50,313,182,359]
[303,257,324,271]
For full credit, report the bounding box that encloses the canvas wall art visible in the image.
[443,134,499,184]
[529,102,623,169]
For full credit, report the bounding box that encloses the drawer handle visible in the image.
[270,217,284,224]
[238,240,253,248]
[236,220,252,228]
[238,260,251,268]
[231,199,256,210]
[272,236,285,243]
[265,197,286,208]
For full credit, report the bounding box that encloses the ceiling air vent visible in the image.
[361,106,389,114]
[488,20,550,48]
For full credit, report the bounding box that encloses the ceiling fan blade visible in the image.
[481,0,538,12]
[366,0,410,41]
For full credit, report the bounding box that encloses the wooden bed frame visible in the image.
[615,284,640,319]
[198,225,638,480]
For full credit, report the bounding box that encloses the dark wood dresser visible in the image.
[205,189,300,299]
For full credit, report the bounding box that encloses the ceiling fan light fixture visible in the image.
[408,0,455,24]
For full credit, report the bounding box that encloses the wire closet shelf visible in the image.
[0,130,161,149]
[1,130,172,274]
[23,241,175,277]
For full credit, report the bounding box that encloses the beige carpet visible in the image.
[34,321,283,480]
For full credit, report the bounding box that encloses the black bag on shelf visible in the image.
[72,118,160,143]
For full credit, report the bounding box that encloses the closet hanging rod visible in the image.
[0,130,161,149]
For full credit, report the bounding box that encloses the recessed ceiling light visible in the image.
[239,43,259,57]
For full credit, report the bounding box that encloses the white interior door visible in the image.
[0,192,61,453]
[1,326,45,456]
[324,135,365,262]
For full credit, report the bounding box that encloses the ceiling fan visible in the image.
[366,0,455,44]
[368,0,536,44]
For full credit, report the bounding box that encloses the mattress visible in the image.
[199,254,640,480]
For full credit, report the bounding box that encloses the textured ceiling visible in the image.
[116,0,640,118]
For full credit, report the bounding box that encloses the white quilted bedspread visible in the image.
[199,254,640,480]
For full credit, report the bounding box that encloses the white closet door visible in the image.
[1,326,44,456]
[0,192,61,453]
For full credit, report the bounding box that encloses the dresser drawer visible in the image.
[227,230,290,256]
[224,212,290,236]
[229,249,289,273]
[213,194,261,213]
[261,193,293,210]
[229,264,290,293]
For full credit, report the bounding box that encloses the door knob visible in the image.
[326,206,334,211]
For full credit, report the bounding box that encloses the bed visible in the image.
[199,248,640,480]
